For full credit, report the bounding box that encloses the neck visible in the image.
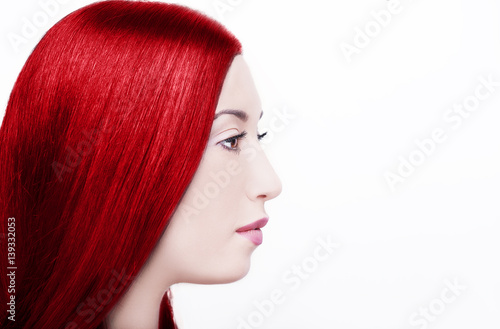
[105,251,177,329]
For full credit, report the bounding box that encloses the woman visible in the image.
[0,1,281,328]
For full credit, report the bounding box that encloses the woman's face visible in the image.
[151,55,282,284]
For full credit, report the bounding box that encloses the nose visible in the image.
[245,145,282,202]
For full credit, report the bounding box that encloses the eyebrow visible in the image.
[213,109,263,122]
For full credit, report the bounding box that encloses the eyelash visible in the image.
[219,131,268,153]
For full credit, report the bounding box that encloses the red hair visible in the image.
[0,1,241,328]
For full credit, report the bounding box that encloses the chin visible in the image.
[222,266,251,284]
[188,259,252,285]
[221,256,252,283]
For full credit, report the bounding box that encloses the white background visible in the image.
[1,1,500,328]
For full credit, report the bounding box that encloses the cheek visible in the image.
[181,152,248,224]
[175,187,241,254]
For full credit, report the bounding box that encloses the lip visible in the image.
[236,217,269,246]
[236,218,269,232]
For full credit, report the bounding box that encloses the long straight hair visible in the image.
[0,1,241,328]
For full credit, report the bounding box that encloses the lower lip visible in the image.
[237,229,263,245]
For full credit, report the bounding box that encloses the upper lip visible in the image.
[236,217,269,232]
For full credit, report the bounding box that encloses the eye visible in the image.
[218,130,268,153]
[219,131,247,153]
